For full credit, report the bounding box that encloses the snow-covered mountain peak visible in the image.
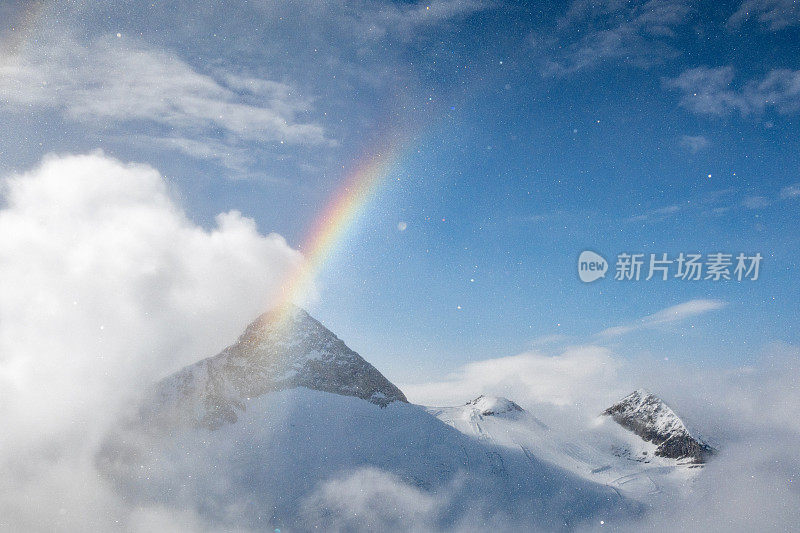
[607,390,689,436]
[603,390,713,463]
[141,305,407,429]
[242,303,319,339]
[465,395,525,416]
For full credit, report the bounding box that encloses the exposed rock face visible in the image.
[140,304,407,430]
[603,389,714,463]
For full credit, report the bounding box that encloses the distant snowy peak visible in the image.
[143,304,407,429]
[466,395,525,416]
[603,389,713,463]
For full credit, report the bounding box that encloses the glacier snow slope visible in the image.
[99,388,639,531]
[427,396,701,504]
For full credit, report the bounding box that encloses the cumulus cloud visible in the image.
[312,453,800,532]
[405,339,800,431]
[297,466,564,532]
[666,66,800,116]
[0,151,299,530]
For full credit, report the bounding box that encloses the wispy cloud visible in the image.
[538,0,693,76]
[133,134,291,184]
[741,195,771,209]
[0,34,331,175]
[0,1,494,177]
[666,66,800,116]
[628,203,684,223]
[781,183,800,199]
[0,35,329,144]
[628,181,800,223]
[679,134,711,153]
[530,333,571,348]
[353,0,491,40]
[728,0,800,31]
[596,299,726,339]
[249,0,490,42]
[148,135,254,175]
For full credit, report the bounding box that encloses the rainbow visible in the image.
[266,140,407,322]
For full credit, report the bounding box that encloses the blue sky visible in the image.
[1,0,799,382]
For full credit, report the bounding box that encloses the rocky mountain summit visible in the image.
[603,389,714,463]
[140,304,407,429]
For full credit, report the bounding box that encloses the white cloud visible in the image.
[405,299,727,408]
[0,151,299,529]
[667,66,800,116]
[665,66,742,114]
[617,343,800,531]
[403,345,623,409]
[300,467,443,530]
[405,339,800,435]
[596,299,726,339]
[617,440,800,532]
[1,1,492,179]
